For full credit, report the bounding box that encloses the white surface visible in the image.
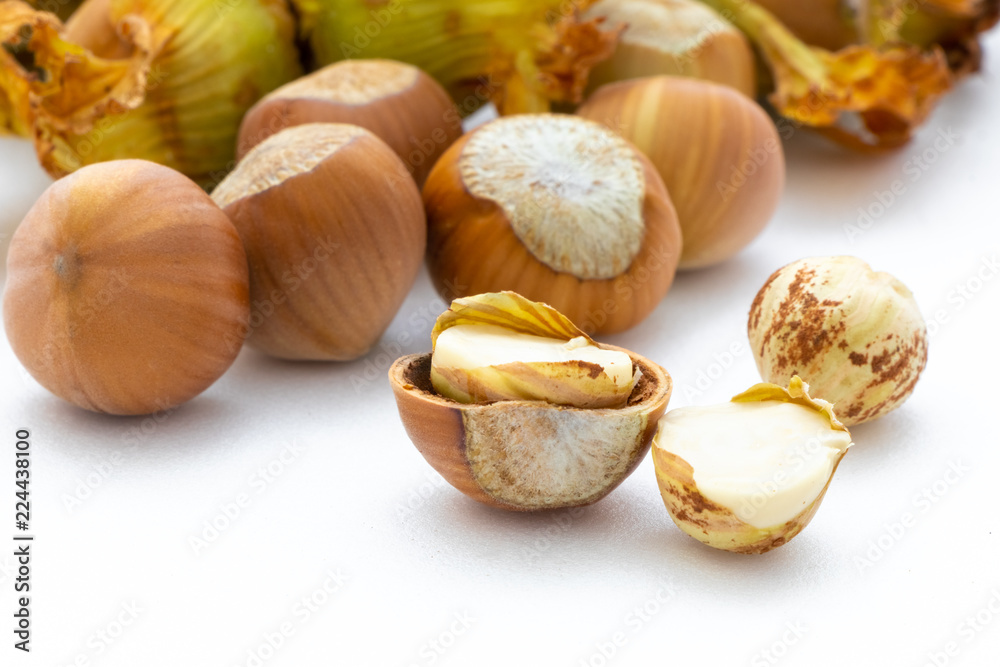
[1,34,999,666]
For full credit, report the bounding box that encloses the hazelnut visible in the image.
[212,123,426,361]
[430,292,639,409]
[583,0,757,98]
[653,377,852,553]
[2,160,249,415]
[423,114,683,335]
[748,256,929,425]
[237,59,462,186]
[578,76,785,269]
[389,292,673,511]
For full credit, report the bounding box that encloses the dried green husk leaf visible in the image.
[741,0,998,76]
[698,0,953,149]
[290,0,620,115]
[0,0,301,186]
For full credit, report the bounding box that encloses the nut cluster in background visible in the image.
[1,0,972,554]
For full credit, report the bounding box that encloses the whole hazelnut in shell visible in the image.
[578,76,785,270]
[748,256,928,426]
[423,113,682,336]
[583,0,757,98]
[2,160,250,415]
[212,123,426,361]
[237,59,462,186]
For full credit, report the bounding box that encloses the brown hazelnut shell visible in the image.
[578,76,785,270]
[2,159,249,415]
[389,346,672,511]
[423,125,682,335]
[214,125,426,361]
[236,60,463,186]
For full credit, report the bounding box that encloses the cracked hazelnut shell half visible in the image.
[423,113,682,335]
[389,292,673,511]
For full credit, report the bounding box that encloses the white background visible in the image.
[1,31,999,667]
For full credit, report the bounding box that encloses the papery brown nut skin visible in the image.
[389,346,672,511]
[653,446,839,554]
[747,256,928,426]
[2,159,250,415]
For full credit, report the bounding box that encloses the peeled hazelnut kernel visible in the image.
[2,160,250,416]
[653,377,852,554]
[583,0,757,98]
[423,114,683,336]
[212,123,426,361]
[430,292,639,409]
[236,59,463,186]
[748,256,929,426]
[577,76,785,270]
[389,292,673,511]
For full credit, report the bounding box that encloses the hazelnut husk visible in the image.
[0,0,302,186]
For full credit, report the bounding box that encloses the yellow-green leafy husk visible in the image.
[25,0,81,22]
[652,376,851,554]
[0,0,301,186]
[697,0,955,149]
[290,0,621,115]
[753,0,999,76]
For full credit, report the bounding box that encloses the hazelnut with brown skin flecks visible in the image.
[748,256,928,426]
[653,376,852,553]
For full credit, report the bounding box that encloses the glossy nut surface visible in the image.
[390,347,672,511]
